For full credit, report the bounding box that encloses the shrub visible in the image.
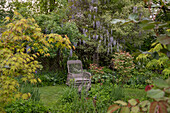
[4,99,49,113]
[89,64,113,83]
[36,71,67,86]
[56,86,95,113]
[111,51,135,85]
[20,83,41,101]
[107,77,170,113]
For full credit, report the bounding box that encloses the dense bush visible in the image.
[112,51,135,85]
[5,99,49,113]
[55,86,95,113]
[89,64,114,83]
[36,71,67,86]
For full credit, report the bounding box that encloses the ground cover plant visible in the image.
[0,0,169,112]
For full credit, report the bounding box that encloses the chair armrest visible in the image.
[83,72,91,78]
[68,72,74,77]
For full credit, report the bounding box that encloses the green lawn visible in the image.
[39,85,67,107]
[39,85,147,108]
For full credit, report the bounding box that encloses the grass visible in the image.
[39,85,147,108]
[124,88,147,101]
[39,85,67,108]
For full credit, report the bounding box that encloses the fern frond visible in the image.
[162,67,170,78]
[136,53,149,61]
[149,43,163,52]
[146,59,158,69]
[151,41,158,47]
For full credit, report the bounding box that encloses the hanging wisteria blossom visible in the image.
[44,28,47,34]
[113,40,116,46]
[93,21,95,28]
[104,38,106,44]
[111,45,113,53]
[70,49,73,57]
[72,14,74,19]
[107,30,109,37]
[100,35,103,40]
[89,35,91,40]
[96,35,98,40]
[117,43,119,52]
[94,7,98,12]
[96,21,100,29]
[133,6,138,13]
[83,40,86,44]
[88,14,91,20]
[74,42,77,47]
[93,35,95,39]
[51,29,54,33]
[61,23,63,28]
[110,37,113,43]
[93,15,96,20]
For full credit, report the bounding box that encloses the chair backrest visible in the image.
[67,60,83,74]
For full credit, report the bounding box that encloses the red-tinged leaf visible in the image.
[136,99,140,104]
[120,107,130,113]
[158,101,167,113]
[127,103,131,108]
[149,102,158,113]
[107,104,120,113]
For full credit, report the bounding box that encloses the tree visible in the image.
[0,12,72,111]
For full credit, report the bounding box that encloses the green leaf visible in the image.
[142,23,155,30]
[151,4,160,8]
[166,77,170,86]
[147,89,165,99]
[167,44,170,51]
[114,100,127,106]
[107,104,120,113]
[139,100,150,108]
[128,99,138,106]
[111,19,126,24]
[120,107,130,113]
[154,78,169,88]
[128,13,138,21]
[157,35,170,45]
[165,88,170,93]
[131,106,140,113]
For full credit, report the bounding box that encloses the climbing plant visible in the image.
[68,0,151,67]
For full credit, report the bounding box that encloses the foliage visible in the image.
[137,42,170,79]
[69,0,151,67]
[112,51,135,84]
[0,11,72,111]
[36,71,67,86]
[4,99,49,113]
[20,83,41,101]
[107,77,170,113]
[112,0,170,54]
[56,86,95,113]
[89,64,113,83]
[89,83,125,107]
[0,0,13,26]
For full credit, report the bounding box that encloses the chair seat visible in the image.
[66,60,91,91]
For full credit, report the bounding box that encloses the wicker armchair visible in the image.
[66,60,91,91]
